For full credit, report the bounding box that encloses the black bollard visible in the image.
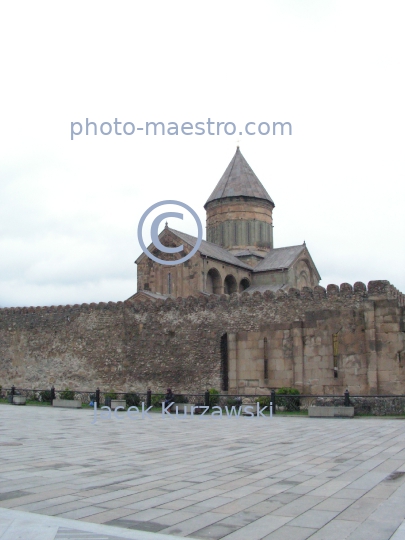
[146,388,152,408]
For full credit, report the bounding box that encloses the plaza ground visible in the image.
[1,406,405,539]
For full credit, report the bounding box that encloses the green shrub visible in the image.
[60,388,75,400]
[39,390,52,402]
[104,391,117,400]
[226,396,242,407]
[276,387,300,411]
[209,388,220,406]
[151,393,165,407]
[174,394,189,404]
[125,393,140,407]
[255,396,271,408]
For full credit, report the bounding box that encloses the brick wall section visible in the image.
[0,281,404,395]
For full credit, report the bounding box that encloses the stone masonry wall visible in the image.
[0,281,404,395]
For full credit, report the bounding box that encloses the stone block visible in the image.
[238,349,248,361]
[241,404,260,415]
[379,323,399,333]
[249,349,263,361]
[228,341,236,351]
[378,370,394,382]
[304,345,317,356]
[171,403,188,413]
[270,349,283,360]
[309,406,354,418]
[309,407,334,417]
[110,399,126,410]
[388,342,402,353]
[308,406,334,418]
[275,359,284,371]
[52,399,82,408]
[333,406,354,417]
[13,396,26,405]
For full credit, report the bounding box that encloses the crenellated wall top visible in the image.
[0,280,403,317]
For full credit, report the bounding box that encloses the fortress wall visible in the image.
[0,302,127,391]
[0,281,404,395]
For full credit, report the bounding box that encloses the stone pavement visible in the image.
[1,405,405,539]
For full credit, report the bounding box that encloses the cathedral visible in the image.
[134,147,321,301]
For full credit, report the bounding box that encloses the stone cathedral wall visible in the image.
[0,281,404,395]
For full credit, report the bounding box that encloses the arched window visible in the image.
[239,278,250,292]
[297,271,309,289]
[206,268,222,294]
[224,274,237,295]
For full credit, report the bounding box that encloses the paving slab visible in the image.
[392,520,405,540]
[262,525,318,540]
[0,507,196,540]
[288,509,338,529]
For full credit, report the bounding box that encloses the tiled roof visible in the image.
[168,228,252,270]
[137,227,306,273]
[244,284,288,293]
[253,245,305,272]
[232,249,266,259]
[205,147,274,207]
[127,290,169,301]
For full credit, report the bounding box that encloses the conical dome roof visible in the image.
[204,147,274,208]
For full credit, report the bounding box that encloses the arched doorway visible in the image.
[206,268,222,294]
[239,278,250,292]
[224,275,237,295]
[220,333,228,391]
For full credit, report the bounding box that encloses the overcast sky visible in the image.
[0,1,404,308]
